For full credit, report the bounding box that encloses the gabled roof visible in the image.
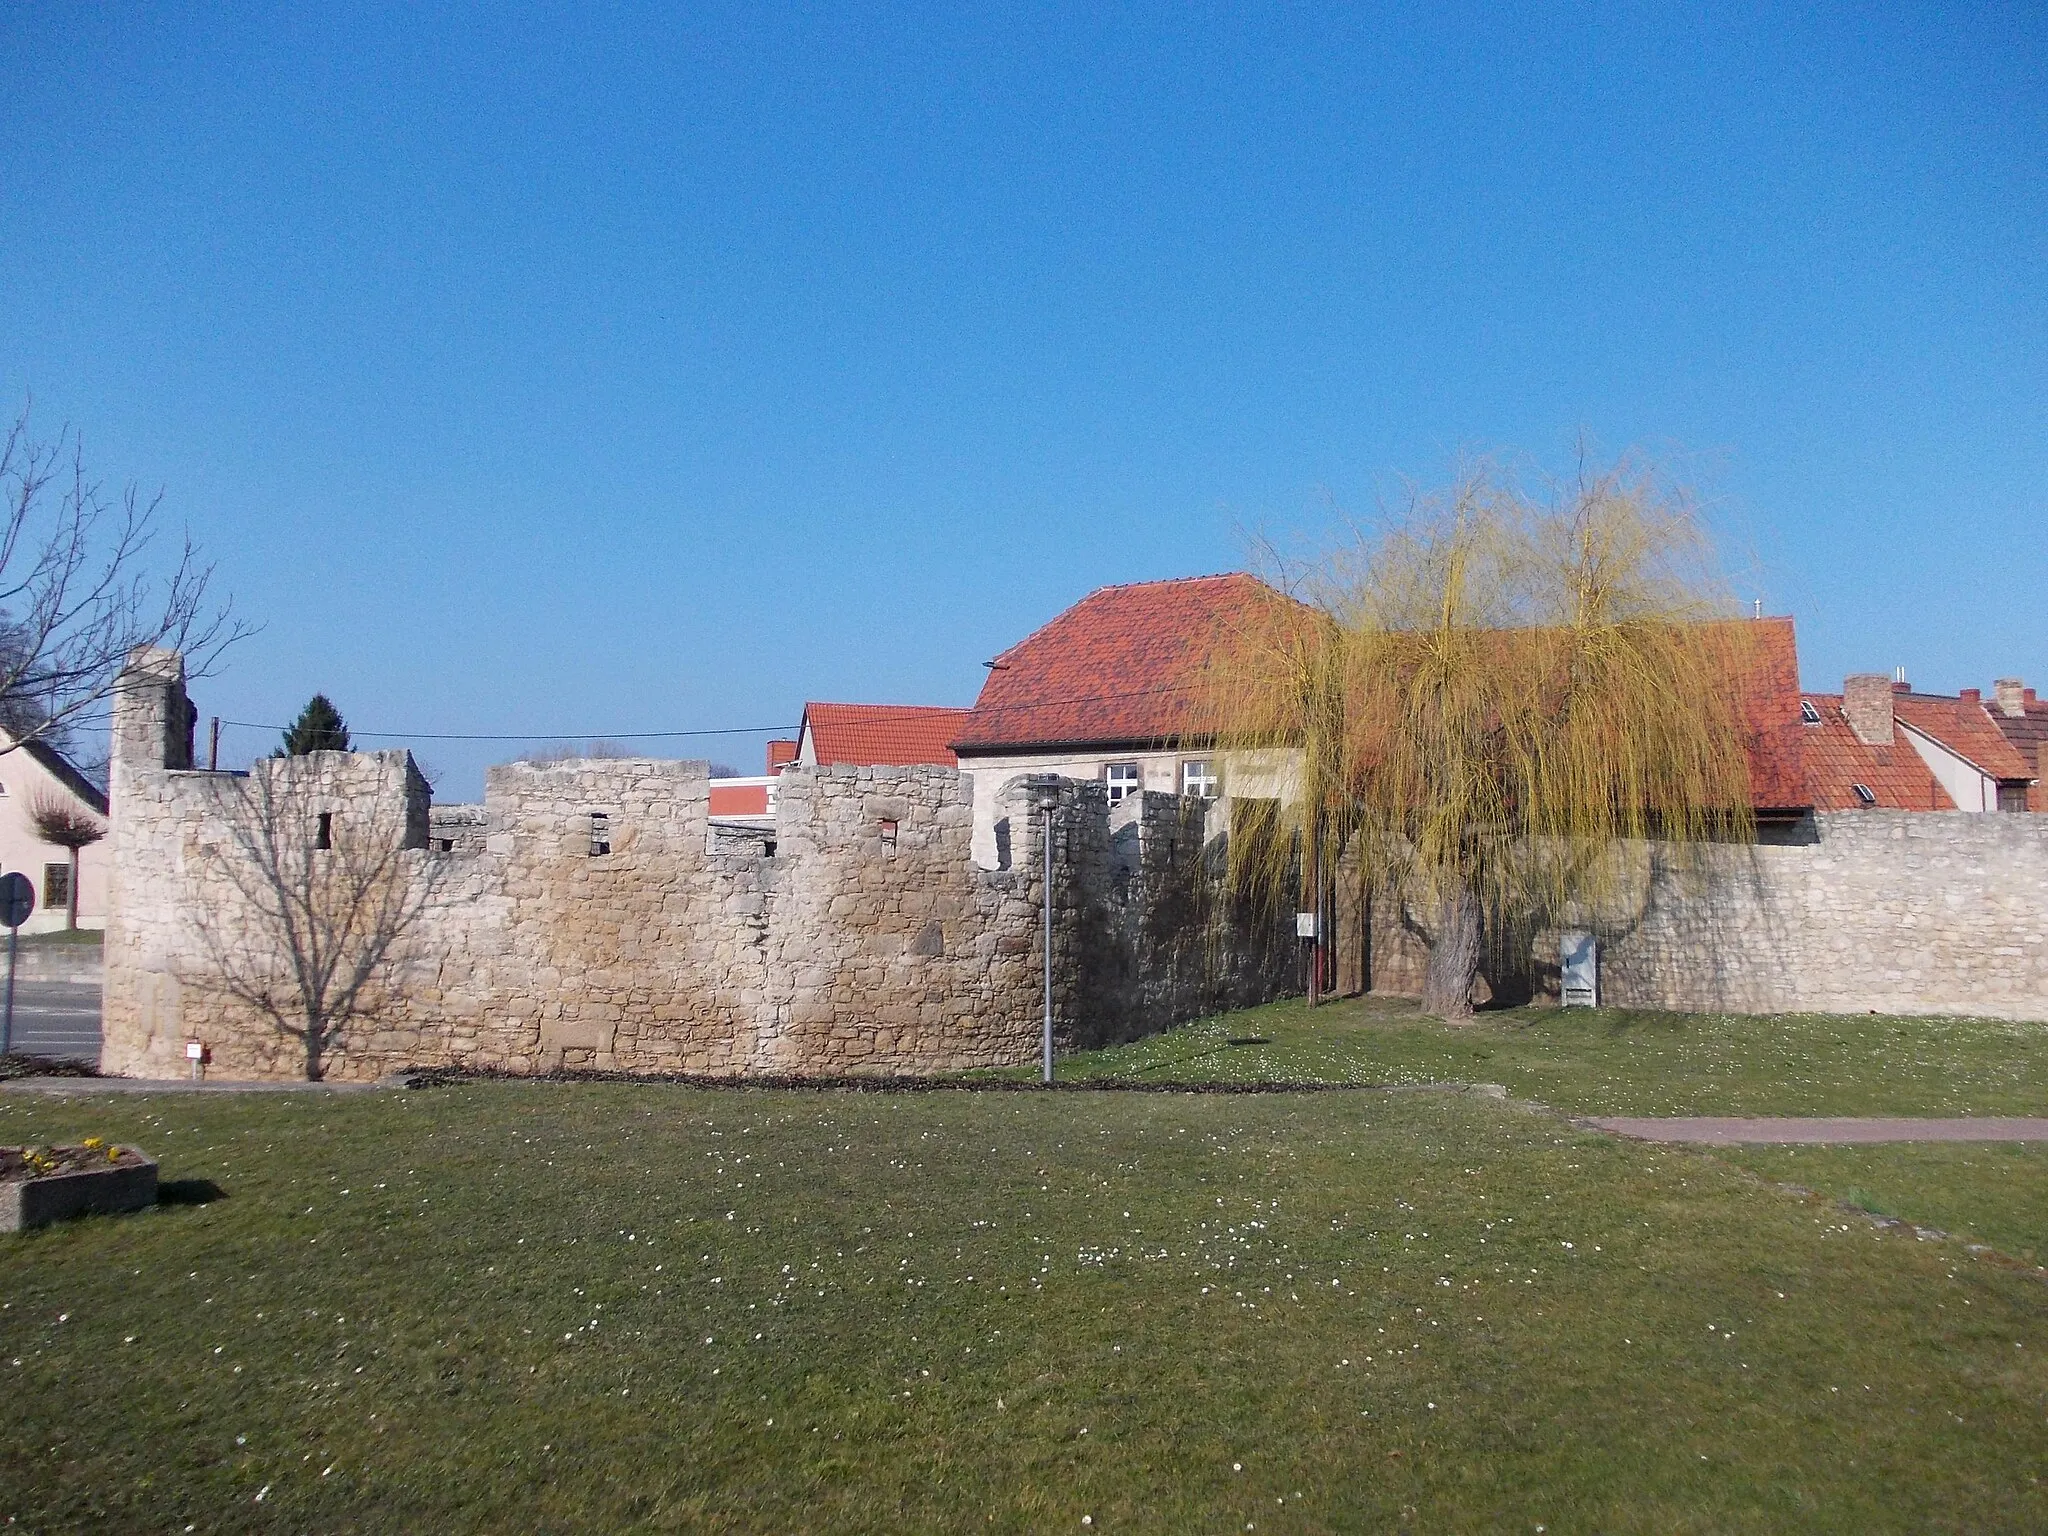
[1729,617,1807,813]
[1892,692,2034,782]
[954,576,1807,814]
[0,731,108,817]
[1798,695,1954,811]
[801,703,970,768]
[953,574,1308,754]
[1983,688,2047,810]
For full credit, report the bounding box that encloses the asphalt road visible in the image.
[1,979,102,1063]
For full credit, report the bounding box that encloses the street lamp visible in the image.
[1040,784,1057,1085]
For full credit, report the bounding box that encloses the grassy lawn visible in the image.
[1714,1144,2048,1267]
[1055,994,2048,1117]
[6,1083,2048,1532]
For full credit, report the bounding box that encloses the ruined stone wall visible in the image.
[100,660,1296,1081]
[1364,811,2048,1021]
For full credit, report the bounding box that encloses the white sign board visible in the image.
[1559,931,1598,1007]
[1296,912,1319,939]
[186,1040,205,1060]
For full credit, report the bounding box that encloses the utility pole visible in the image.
[1042,789,1055,1085]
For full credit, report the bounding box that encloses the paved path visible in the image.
[1591,1116,2048,1144]
[1,979,101,1062]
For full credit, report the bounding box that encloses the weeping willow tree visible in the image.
[1209,454,1762,1020]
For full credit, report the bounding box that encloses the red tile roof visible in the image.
[1893,692,2035,781]
[708,782,771,817]
[955,576,1809,813]
[802,703,970,768]
[953,574,1311,754]
[1798,695,1955,811]
[765,739,799,773]
[1725,617,1807,813]
[1983,688,2047,810]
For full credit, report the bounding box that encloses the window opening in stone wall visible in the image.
[879,818,898,850]
[589,812,611,856]
[42,862,70,910]
[315,811,333,850]
[1851,783,1877,806]
[1800,699,1822,725]
[1105,762,1140,805]
[1181,759,1218,798]
[434,837,455,852]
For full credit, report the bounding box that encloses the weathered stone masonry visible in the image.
[1359,814,2048,1021]
[100,653,1296,1081]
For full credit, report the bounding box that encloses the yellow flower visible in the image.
[82,1137,104,1150]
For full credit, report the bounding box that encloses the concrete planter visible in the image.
[2,1151,157,1232]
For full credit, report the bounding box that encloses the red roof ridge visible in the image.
[804,700,973,715]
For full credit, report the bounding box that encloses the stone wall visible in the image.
[100,656,1297,1081]
[1363,812,2048,1021]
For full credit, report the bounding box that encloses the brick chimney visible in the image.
[1844,674,1896,746]
[1994,678,2027,718]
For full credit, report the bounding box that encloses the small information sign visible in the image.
[1560,931,1599,1008]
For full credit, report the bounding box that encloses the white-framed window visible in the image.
[1104,762,1140,805]
[1180,759,1218,799]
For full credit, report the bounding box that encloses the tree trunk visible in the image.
[1422,884,1481,1021]
[304,1019,324,1082]
[65,847,79,931]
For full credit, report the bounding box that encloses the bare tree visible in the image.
[0,402,246,760]
[187,752,447,1080]
[27,791,105,930]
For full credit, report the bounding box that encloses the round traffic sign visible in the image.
[0,872,34,929]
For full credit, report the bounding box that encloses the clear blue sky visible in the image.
[4,4,2042,797]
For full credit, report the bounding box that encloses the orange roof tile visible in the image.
[953,574,1313,753]
[1982,688,2047,810]
[1893,692,2035,781]
[1725,616,1807,813]
[1798,695,1954,811]
[708,782,771,817]
[802,703,970,768]
[957,578,1808,813]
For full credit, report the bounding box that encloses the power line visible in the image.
[217,720,799,743]
[208,678,1207,746]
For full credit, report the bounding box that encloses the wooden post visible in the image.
[208,716,221,772]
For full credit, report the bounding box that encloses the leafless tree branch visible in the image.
[0,401,250,764]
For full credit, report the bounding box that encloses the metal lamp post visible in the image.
[1041,788,1055,1085]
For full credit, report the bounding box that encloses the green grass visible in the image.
[1717,1144,2048,1266]
[1053,993,2048,1116]
[6,1083,2048,1532]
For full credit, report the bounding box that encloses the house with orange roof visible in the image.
[1985,677,2048,812]
[709,702,971,833]
[1816,674,2036,814]
[950,574,1299,866]
[950,574,1814,863]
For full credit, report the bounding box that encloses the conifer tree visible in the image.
[279,694,351,756]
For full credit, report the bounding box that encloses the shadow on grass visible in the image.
[157,1178,226,1207]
